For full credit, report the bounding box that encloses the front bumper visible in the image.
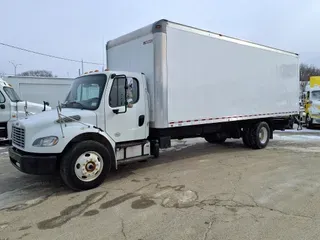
[9,147,58,175]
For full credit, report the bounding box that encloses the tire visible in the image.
[306,114,313,129]
[152,142,160,158]
[248,121,270,149]
[60,140,111,191]
[204,134,227,144]
[242,128,252,148]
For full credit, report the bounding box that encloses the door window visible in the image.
[109,77,139,108]
[0,91,5,103]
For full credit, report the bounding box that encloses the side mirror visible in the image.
[42,101,50,112]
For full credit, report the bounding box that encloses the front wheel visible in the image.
[60,140,111,191]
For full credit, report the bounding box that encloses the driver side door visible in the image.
[105,74,147,143]
[0,90,10,123]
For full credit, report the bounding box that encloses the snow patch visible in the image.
[273,134,320,142]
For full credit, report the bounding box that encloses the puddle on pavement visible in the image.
[19,225,31,231]
[37,192,107,230]
[100,193,137,209]
[0,221,9,230]
[4,195,51,212]
[99,183,198,211]
[83,209,99,217]
[131,198,156,209]
[36,184,198,230]
[18,233,30,239]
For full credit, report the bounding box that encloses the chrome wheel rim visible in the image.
[259,127,268,145]
[74,151,103,182]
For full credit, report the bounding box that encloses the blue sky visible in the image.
[1,0,319,77]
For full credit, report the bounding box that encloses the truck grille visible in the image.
[12,126,25,148]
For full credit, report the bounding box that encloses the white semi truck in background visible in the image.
[8,19,300,191]
[3,76,74,108]
[0,78,51,140]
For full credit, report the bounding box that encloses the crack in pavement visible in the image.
[120,217,127,240]
[203,220,214,240]
[198,192,313,220]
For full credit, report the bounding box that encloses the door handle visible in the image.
[138,115,145,127]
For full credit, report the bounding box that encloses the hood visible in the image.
[11,101,52,119]
[17,108,97,129]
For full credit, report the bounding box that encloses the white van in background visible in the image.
[0,78,50,140]
[3,76,74,108]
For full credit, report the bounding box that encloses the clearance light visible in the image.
[84,72,88,74]
[94,70,99,72]
[89,71,93,73]
[105,68,109,71]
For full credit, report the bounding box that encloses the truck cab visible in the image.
[303,76,320,128]
[9,71,154,190]
[0,78,51,139]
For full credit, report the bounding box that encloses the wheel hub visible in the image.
[74,151,104,182]
[259,127,268,144]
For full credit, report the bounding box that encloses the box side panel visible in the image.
[166,25,299,127]
[107,33,155,123]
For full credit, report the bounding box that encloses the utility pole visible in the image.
[9,61,22,76]
[81,59,84,74]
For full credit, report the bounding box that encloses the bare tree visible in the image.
[300,63,320,82]
[299,63,320,93]
[18,70,57,77]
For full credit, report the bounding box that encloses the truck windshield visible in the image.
[3,87,22,102]
[63,74,107,110]
[311,90,320,100]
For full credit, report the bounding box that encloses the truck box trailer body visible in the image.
[107,19,300,132]
[8,19,300,191]
[3,76,74,108]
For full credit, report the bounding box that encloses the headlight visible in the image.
[33,136,59,147]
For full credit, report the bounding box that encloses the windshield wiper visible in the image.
[65,101,85,109]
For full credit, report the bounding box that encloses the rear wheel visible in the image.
[60,140,111,191]
[248,121,270,149]
[242,128,252,148]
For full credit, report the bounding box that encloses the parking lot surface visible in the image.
[1,130,320,240]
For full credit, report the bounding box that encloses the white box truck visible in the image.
[3,76,74,108]
[0,78,51,140]
[8,19,300,191]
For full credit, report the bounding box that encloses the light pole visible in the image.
[9,61,22,76]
